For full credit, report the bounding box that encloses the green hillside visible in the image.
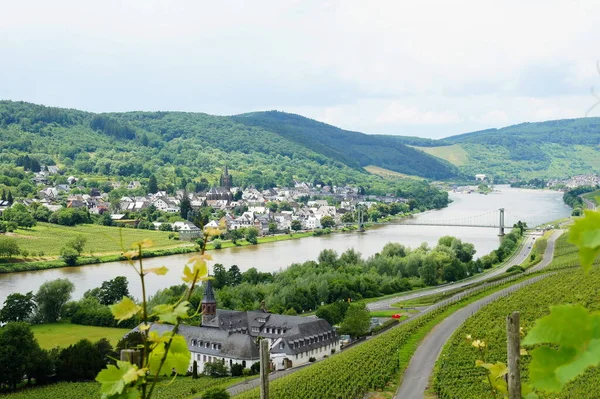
[0,101,455,198]
[231,111,458,179]
[405,118,600,180]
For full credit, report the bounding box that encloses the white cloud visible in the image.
[376,103,462,126]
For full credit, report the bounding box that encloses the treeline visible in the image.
[149,237,481,315]
[563,186,597,216]
[510,178,547,189]
[0,101,455,198]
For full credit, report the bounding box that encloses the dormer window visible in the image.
[252,327,260,333]
[257,317,266,323]
[279,342,284,349]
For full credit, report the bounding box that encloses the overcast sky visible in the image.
[2,1,600,138]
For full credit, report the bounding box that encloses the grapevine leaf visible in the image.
[568,210,600,272]
[152,301,190,324]
[181,265,195,283]
[110,297,141,323]
[521,383,538,399]
[96,361,144,398]
[182,256,211,283]
[527,346,577,392]
[522,304,593,347]
[145,266,168,275]
[524,304,600,392]
[148,333,190,376]
[476,361,508,395]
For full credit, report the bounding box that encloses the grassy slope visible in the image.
[30,322,129,349]
[583,188,600,205]
[410,144,469,167]
[4,223,188,258]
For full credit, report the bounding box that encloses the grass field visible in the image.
[363,165,420,179]
[30,322,129,349]
[5,223,190,258]
[411,144,469,166]
[582,188,600,205]
[369,310,409,318]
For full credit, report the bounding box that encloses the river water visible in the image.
[0,186,570,304]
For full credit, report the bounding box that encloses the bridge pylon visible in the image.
[498,208,505,237]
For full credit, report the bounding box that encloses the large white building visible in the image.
[143,281,340,373]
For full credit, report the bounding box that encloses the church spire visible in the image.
[201,279,217,324]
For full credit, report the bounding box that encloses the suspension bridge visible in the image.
[387,208,527,236]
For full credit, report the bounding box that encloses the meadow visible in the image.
[30,323,129,349]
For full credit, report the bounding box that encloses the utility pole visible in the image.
[506,312,521,399]
[498,208,505,237]
[260,339,270,399]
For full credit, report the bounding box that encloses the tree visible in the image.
[6,190,13,205]
[419,260,437,286]
[268,222,277,234]
[320,215,336,229]
[180,193,192,220]
[212,263,229,289]
[245,227,259,244]
[56,338,111,381]
[0,237,20,258]
[316,301,349,325]
[227,265,242,286]
[339,303,371,339]
[2,203,36,228]
[98,276,130,305]
[318,249,338,268]
[228,228,243,244]
[61,246,79,265]
[341,212,355,224]
[66,234,87,255]
[0,322,41,389]
[0,291,36,323]
[192,360,199,379]
[35,278,75,322]
[147,174,158,194]
[203,358,228,377]
[291,219,302,231]
[266,202,278,213]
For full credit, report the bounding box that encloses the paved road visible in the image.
[394,230,563,399]
[368,233,539,311]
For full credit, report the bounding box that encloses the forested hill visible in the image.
[0,101,456,197]
[403,117,600,180]
[231,111,457,179]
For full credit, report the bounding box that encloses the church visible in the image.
[144,280,340,374]
[206,165,233,202]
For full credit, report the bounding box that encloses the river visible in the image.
[0,186,570,304]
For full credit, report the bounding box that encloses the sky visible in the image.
[1,0,600,138]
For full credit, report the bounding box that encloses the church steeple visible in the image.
[219,165,232,190]
[201,279,217,324]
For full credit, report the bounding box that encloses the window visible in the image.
[252,327,260,333]
[205,342,209,348]
[279,342,284,349]
[258,317,266,323]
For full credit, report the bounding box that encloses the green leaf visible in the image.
[148,332,190,376]
[568,210,600,272]
[522,304,593,347]
[152,301,190,324]
[96,361,144,398]
[524,304,600,392]
[110,297,141,323]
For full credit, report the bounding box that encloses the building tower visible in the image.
[201,279,217,324]
[219,165,232,190]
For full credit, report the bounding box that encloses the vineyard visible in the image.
[234,272,541,399]
[0,376,237,399]
[433,266,600,398]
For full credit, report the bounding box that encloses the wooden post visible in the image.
[507,312,521,399]
[120,349,141,367]
[260,339,269,399]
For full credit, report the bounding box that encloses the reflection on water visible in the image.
[0,186,570,303]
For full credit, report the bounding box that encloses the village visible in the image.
[13,165,412,240]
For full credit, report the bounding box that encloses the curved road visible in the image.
[394,230,563,399]
[368,233,539,311]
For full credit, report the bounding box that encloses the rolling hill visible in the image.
[0,101,457,198]
[400,118,600,181]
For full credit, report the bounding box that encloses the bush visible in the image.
[202,387,230,399]
[60,246,79,266]
[250,362,260,375]
[230,363,244,377]
[506,265,525,273]
[308,357,316,363]
[212,239,222,249]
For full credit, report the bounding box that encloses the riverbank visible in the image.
[0,229,324,273]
